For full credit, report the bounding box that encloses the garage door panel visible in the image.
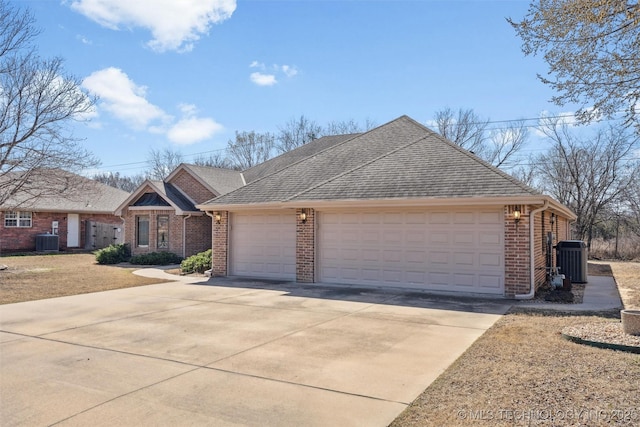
[318,209,504,294]
[230,211,295,280]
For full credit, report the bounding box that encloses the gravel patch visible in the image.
[563,322,640,352]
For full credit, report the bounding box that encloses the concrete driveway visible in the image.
[0,277,510,426]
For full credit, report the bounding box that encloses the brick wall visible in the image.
[169,169,215,204]
[504,205,531,297]
[211,211,228,276]
[504,205,575,298]
[296,208,315,282]
[184,214,212,257]
[123,208,184,257]
[0,211,122,253]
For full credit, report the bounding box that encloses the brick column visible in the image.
[504,205,531,298]
[296,208,315,282]
[212,211,228,276]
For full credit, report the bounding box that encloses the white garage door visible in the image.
[229,211,296,280]
[318,209,504,294]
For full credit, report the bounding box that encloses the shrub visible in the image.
[95,243,130,265]
[180,249,212,274]
[129,251,182,266]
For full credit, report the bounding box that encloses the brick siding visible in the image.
[0,211,122,253]
[504,205,531,297]
[296,208,315,282]
[169,169,215,204]
[504,205,573,298]
[211,211,228,276]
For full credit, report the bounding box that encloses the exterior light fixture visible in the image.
[513,208,521,223]
[299,210,307,223]
[550,213,556,225]
[214,213,221,224]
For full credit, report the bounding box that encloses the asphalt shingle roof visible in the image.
[201,115,540,207]
[1,170,130,213]
[180,164,245,196]
[242,133,360,183]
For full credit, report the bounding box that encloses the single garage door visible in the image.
[229,211,296,280]
[318,209,504,294]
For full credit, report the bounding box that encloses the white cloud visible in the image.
[82,67,169,129]
[281,65,298,77]
[248,62,298,86]
[250,72,277,87]
[83,68,222,144]
[69,0,236,52]
[76,34,92,45]
[167,117,223,145]
[167,103,223,144]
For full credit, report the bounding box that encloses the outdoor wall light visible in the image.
[550,212,556,225]
[299,210,307,223]
[214,213,221,224]
[513,208,521,223]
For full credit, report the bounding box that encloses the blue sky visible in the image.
[22,0,575,176]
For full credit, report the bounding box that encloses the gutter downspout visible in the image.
[182,214,192,258]
[515,200,549,300]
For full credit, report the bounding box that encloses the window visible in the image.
[157,215,169,249]
[136,216,149,247]
[4,211,32,228]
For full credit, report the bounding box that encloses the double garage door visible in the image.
[229,209,504,294]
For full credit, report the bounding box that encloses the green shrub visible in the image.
[180,249,212,274]
[129,251,182,265]
[94,243,130,265]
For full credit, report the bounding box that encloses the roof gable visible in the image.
[116,180,200,215]
[168,164,244,197]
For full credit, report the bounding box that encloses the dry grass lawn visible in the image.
[0,253,169,304]
[608,261,640,309]
[393,262,640,427]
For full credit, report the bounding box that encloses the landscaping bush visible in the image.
[129,251,182,265]
[180,249,212,274]
[94,243,130,265]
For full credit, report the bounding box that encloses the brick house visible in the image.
[0,170,129,253]
[197,116,576,299]
[116,164,243,258]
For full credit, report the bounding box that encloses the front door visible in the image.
[67,214,80,247]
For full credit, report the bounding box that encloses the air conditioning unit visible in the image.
[35,234,59,252]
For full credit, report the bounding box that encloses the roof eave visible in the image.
[197,195,577,219]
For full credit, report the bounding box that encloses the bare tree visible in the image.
[92,171,144,192]
[509,1,640,129]
[485,120,529,168]
[193,152,238,170]
[0,0,98,207]
[622,173,640,238]
[434,107,488,154]
[535,117,639,248]
[227,131,275,169]
[146,148,184,180]
[276,115,322,153]
[433,107,528,168]
[323,118,377,135]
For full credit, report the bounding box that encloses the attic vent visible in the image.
[133,193,170,207]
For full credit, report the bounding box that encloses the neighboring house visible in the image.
[197,116,577,299]
[115,164,244,258]
[0,170,130,253]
